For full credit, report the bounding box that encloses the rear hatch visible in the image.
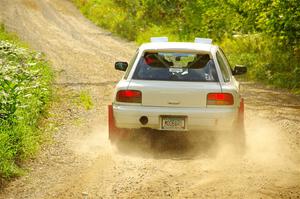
[128,80,222,108]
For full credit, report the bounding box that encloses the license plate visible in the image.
[161,116,186,130]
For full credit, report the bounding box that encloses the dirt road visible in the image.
[0,0,300,198]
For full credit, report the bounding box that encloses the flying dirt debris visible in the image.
[0,0,300,198]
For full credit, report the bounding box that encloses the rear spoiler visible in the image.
[194,38,213,44]
[150,37,168,43]
[150,37,213,44]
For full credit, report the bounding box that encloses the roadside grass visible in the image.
[72,0,300,93]
[0,25,53,181]
[68,89,94,112]
[0,24,28,48]
[79,90,94,110]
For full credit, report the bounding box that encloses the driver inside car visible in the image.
[136,52,173,79]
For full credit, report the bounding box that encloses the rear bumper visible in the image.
[113,104,238,131]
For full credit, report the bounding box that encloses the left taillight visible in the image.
[116,90,142,103]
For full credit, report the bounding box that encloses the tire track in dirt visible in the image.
[0,1,300,198]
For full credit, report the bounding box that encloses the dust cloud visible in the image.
[245,116,299,171]
[93,114,299,169]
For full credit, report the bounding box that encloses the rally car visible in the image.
[108,37,247,147]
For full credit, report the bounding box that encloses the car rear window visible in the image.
[132,52,219,82]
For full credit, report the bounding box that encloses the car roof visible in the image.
[140,42,216,53]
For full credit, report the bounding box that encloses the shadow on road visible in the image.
[113,130,220,160]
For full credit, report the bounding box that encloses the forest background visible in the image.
[73,0,300,92]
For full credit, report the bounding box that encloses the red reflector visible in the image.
[207,93,234,105]
[116,90,142,103]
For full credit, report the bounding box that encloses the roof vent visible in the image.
[150,37,168,43]
[195,38,212,44]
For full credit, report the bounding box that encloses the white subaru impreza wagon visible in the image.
[108,37,247,147]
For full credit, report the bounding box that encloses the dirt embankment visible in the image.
[0,0,299,198]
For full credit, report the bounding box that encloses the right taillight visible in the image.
[207,93,234,105]
[116,90,142,103]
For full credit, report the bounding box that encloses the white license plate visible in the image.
[161,116,186,130]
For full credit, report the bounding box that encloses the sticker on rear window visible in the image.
[169,68,183,73]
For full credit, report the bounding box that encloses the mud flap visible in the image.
[108,105,129,142]
[238,98,245,126]
[235,98,246,154]
[108,104,117,141]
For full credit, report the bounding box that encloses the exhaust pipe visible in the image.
[139,116,148,125]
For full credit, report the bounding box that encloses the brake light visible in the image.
[207,93,234,105]
[116,90,142,103]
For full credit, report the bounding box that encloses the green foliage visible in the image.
[234,0,300,46]
[221,34,300,89]
[72,0,245,43]
[72,0,300,90]
[0,26,52,179]
[79,90,93,110]
[0,24,28,47]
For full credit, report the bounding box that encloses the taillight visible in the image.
[207,93,234,105]
[116,90,142,103]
